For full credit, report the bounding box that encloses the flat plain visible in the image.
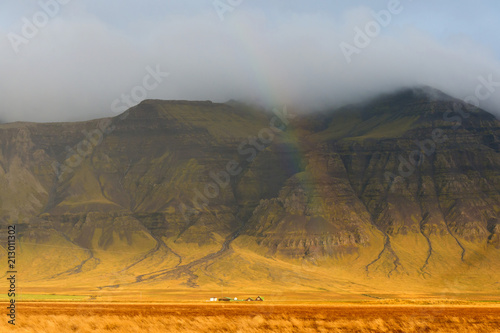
[2,301,500,332]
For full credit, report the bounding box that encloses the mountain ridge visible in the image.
[1,86,499,298]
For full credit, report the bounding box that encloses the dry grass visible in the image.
[2,302,500,332]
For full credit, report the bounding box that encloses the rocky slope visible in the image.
[1,88,499,296]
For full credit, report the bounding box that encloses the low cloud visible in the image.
[1,2,500,123]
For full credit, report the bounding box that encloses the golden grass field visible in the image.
[2,302,500,333]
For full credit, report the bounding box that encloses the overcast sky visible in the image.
[1,0,500,122]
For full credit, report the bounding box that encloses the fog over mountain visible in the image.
[1,1,500,122]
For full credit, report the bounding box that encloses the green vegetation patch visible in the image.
[0,294,88,301]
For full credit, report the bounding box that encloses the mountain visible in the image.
[1,88,499,299]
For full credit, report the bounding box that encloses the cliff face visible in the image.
[1,89,500,294]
